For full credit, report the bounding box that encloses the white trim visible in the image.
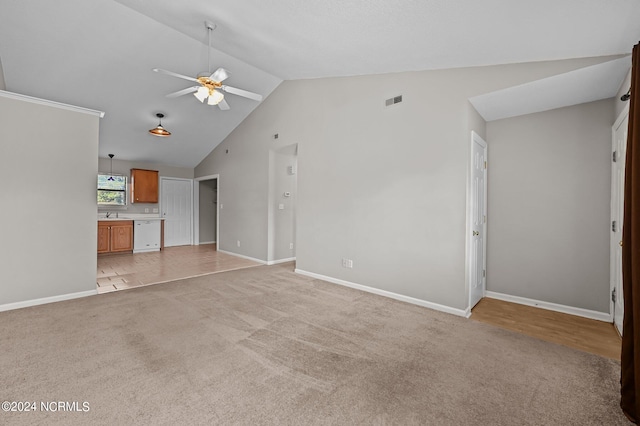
[218,249,267,265]
[295,269,470,318]
[613,103,630,131]
[0,290,98,313]
[485,291,612,322]
[199,240,216,245]
[0,89,105,118]
[267,257,296,265]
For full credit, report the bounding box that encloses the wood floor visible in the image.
[96,244,260,293]
[471,297,622,360]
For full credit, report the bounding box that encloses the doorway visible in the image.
[160,177,193,247]
[468,131,488,310]
[611,105,629,336]
[267,144,298,264]
[194,174,219,251]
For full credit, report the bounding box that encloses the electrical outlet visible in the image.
[152,208,158,213]
[342,258,347,268]
[144,208,149,213]
[220,204,223,209]
[289,243,294,250]
[237,240,240,247]
[347,259,353,268]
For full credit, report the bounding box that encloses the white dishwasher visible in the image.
[133,220,161,253]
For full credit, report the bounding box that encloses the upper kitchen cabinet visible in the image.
[130,168,159,203]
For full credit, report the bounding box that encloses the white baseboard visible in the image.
[267,257,296,266]
[199,241,216,245]
[0,289,98,313]
[295,269,469,318]
[217,249,267,265]
[485,291,612,322]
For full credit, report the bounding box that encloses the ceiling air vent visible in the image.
[385,95,403,107]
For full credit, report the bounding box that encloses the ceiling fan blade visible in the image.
[153,68,198,83]
[166,86,199,98]
[210,68,230,82]
[221,85,263,102]
[218,99,230,110]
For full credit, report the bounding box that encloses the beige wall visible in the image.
[486,99,615,312]
[196,56,617,312]
[98,157,193,214]
[0,94,100,306]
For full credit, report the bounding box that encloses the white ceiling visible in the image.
[1,0,639,167]
[470,57,632,122]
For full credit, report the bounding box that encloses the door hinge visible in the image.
[483,215,486,224]
[613,151,618,163]
[612,288,617,303]
[484,161,487,169]
[612,220,617,232]
[483,269,486,278]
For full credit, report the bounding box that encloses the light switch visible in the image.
[278,204,284,210]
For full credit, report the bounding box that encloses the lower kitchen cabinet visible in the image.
[98,221,133,254]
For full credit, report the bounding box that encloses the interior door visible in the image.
[161,177,193,247]
[469,132,488,309]
[612,113,628,335]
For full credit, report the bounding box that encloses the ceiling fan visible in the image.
[153,21,262,111]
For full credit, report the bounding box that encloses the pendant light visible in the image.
[148,113,171,137]
[107,154,115,181]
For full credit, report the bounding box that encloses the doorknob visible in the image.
[620,240,623,247]
[473,231,479,236]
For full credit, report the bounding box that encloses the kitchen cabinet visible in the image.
[130,168,158,203]
[98,220,133,254]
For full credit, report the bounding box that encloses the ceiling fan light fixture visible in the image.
[148,113,171,137]
[194,86,209,103]
[207,90,224,105]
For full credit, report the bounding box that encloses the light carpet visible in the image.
[0,263,629,425]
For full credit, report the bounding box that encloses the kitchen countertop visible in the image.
[98,215,165,221]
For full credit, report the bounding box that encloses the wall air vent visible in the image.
[385,95,403,107]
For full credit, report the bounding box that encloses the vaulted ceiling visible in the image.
[1,0,639,168]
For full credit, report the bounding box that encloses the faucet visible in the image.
[105,212,112,218]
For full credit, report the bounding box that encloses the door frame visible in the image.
[611,104,629,333]
[159,176,194,247]
[466,131,488,313]
[193,174,219,250]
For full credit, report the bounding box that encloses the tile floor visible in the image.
[97,244,261,293]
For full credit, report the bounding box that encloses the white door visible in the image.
[469,132,488,309]
[612,111,628,335]
[161,177,193,247]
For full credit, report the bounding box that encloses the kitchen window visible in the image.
[97,174,127,206]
